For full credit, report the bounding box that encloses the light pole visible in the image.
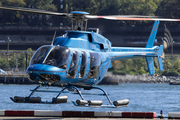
[7,36,11,61]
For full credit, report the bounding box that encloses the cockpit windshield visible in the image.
[30,45,70,69]
[44,46,70,69]
[30,46,51,65]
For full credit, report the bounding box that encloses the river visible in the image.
[0,83,179,117]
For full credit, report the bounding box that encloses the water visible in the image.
[0,83,180,117]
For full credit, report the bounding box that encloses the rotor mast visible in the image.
[70,11,89,31]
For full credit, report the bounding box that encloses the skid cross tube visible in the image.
[52,87,67,103]
[30,89,69,93]
[72,85,114,106]
[91,86,114,106]
[71,86,85,100]
[24,85,40,102]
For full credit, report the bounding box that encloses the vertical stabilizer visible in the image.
[158,45,163,71]
[146,57,155,74]
[146,21,160,48]
[146,21,160,74]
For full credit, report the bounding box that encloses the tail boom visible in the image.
[110,21,163,75]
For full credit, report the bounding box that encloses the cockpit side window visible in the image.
[88,52,101,78]
[30,46,51,65]
[79,51,87,78]
[44,46,70,69]
[67,51,79,79]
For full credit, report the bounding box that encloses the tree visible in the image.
[156,0,180,26]
[0,59,7,69]
[0,0,26,7]
[156,0,180,18]
[26,48,34,65]
[111,60,122,70]
[163,58,172,70]
[0,0,26,24]
[0,0,57,26]
[118,0,161,26]
[138,67,146,75]
[24,0,57,11]
[22,0,57,26]
[173,59,180,70]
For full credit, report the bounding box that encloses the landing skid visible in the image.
[10,83,129,108]
[72,101,128,108]
[10,85,68,104]
[71,86,129,108]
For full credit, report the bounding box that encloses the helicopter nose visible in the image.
[27,64,62,72]
[26,64,64,83]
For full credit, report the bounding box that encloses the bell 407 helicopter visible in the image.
[0,6,180,108]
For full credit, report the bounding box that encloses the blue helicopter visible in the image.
[0,6,179,108]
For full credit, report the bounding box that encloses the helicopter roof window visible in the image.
[30,46,51,65]
[67,32,88,40]
[44,46,70,69]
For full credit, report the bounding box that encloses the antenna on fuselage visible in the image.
[51,31,57,46]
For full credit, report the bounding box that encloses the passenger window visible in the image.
[67,51,79,79]
[79,51,87,78]
[88,52,101,78]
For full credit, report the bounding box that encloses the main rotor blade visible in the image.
[0,6,68,17]
[85,15,158,19]
[1,6,180,22]
[86,15,180,21]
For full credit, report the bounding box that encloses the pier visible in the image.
[0,75,38,84]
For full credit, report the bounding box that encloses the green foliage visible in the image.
[0,59,7,68]
[0,0,180,27]
[177,68,180,74]
[24,0,57,11]
[110,55,180,76]
[119,0,160,16]
[18,53,25,68]
[156,0,180,18]
[138,67,146,75]
[64,0,161,17]
[0,48,34,70]
[113,70,127,75]
[173,59,180,70]
[163,58,172,70]
[0,0,26,7]
[162,70,178,76]
[0,0,57,26]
